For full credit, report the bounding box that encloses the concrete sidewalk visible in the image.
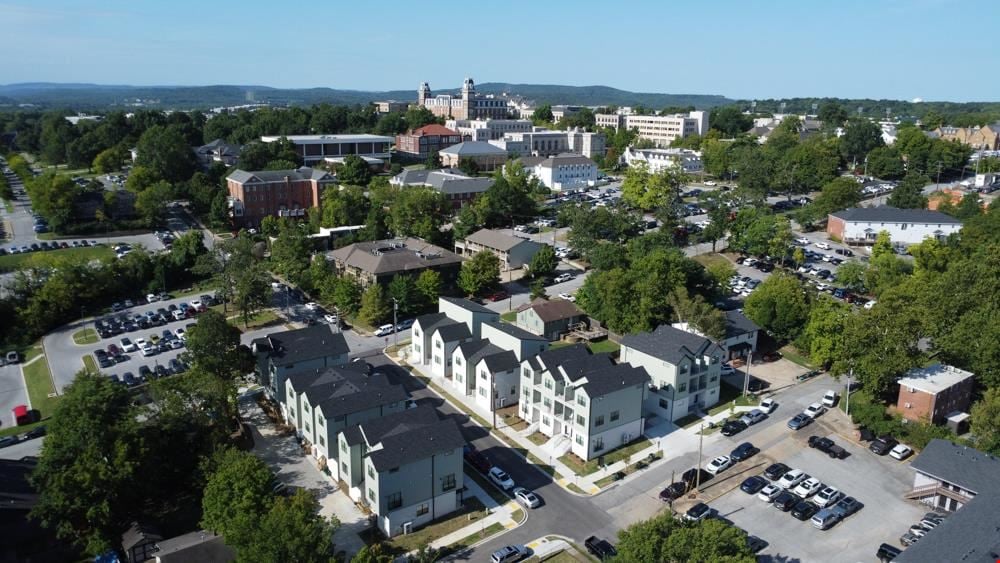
[402,350,762,494]
[423,498,523,552]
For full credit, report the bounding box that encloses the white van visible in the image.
[822,390,839,408]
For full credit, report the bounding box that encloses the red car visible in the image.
[486,290,509,302]
[463,446,491,473]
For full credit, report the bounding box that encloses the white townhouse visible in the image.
[827,207,963,246]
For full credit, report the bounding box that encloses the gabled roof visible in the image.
[122,522,163,551]
[483,320,548,341]
[464,229,538,252]
[621,324,724,365]
[434,322,471,342]
[261,325,349,367]
[829,206,963,225]
[456,339,496,362]
[440,296,496,314]
[328,237,463,275]
[578,363,650,398]
[480,350,520,373]
[439,141,507,156]
[410,124,459,137]
[413,312,451,334]
[357,406,442,446]
[724,310,760,339]
[226,167,335,184]
[288,365,407,419]
[367,418,466,471]
[534,153,595,169]
[534,343,591,374]
[520,298,583,323]
[154,531,235,563]
[909,439,1000,495]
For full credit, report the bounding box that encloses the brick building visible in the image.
[896,364,975,425]
[395,124,462,159]
[226,167,336,227]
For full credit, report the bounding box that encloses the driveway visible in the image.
[0,362,29,432]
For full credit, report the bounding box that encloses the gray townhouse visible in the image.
[519,344,649,460]
[343,406,466,537]
[516,298,585,341]
[620,324,725,423]
[411,297,500,376]
[283,364,408,479]
[251,324,350,405]
[671,309,760,361]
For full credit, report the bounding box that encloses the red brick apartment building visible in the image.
[226,167,336,227]
[896,364,975,425]
[396,124,462,159]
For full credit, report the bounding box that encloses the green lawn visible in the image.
[72,328,99,345]
[445,522,504,554]
[707,383,759,416]
[82,355,98,373]
[0,245,114,272]
[501,311,517,322]
[779,345,817,369]
[587,340,620,355]
[692,253,732,269]
[226,309,282,331]
[559,438,652,476]
[361,497,488,555]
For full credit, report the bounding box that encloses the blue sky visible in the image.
[0,0,996,102]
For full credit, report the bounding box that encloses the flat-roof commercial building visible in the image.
[896,364,975,425]
[261,134,393,166]
[596,111,708,147]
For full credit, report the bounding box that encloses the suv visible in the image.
[740,409,767,426]
[584,537,617,560]
[488,467,515,490]
[822,390,839,407]
[808,436,847,459]
[870,435,898,456]
[684,502,716,522]
[490,545,529,563]
[373,324,395,337]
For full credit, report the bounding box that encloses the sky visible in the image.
[1,0,997,102]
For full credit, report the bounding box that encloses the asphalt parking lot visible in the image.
[708,422,925,562]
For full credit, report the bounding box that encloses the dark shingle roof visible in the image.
[357,406,442,445]
[894,491,1000,563]
[484,320,548,341]
[328,237,463,276]
[724,310,760,339]
[829,206,962,225]
[264,325,349,367]
[520,298,583,323]
[578,363,650,398]
[227,167,334,184]
[456,340,495,362]
[414,312,450,334]
[288,365,407,419]
[439,141,506,157]
[367,418,466,471]
[558,354,614,382]
[909,439,1000,495]
[439,296,496,314]
[621,324,723,364]
[434,322,471,342]
[481,350,520,373]
[534,343,591,374]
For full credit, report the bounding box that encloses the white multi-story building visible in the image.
[446,118,534,141]
[490,128,606,159]
[621,147,703,174]
[620,324,725,422]
[595,111,709,147]
[521,153,599,191]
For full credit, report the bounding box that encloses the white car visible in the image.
[796,237,811,246]
[803,403,827,418]
[135,337,148,349]
[758,483,781,502]
[864,300,877,309]
[174,328,186,340]
[374,324,395,337]
[120,337,137,353]
[304,302,320,311]
[513,487,541,508]
[146,293,159,303]
[740,409,767,426]
[777,469,807,490]
[822,390,839,407]
[759,398,777,413]
[815,242,832,250]
[140,343,156,357]
[324,314,339,325]
[890,444,913,460]
[705,455,733,475]
[558,293,576,302]
[704,181,717,186]
[793,477,823,498]
[814,486,843,508]
[720,364,736,376]
[488,467,515,490]
[815,283,831,292]
[553,273,574,283]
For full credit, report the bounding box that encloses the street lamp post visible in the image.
[392,297,399,350]
[696,422,705,494]
[845,369,853,417]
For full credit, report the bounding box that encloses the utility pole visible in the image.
[743,352,753,397]
[696,423,705,494]
[392,297,399,350]
[492,383,497,428]
[936,162,943,186]
[845,369,853,417]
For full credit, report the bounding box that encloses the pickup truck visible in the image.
[808,435,847,459]
[585,536,617,560]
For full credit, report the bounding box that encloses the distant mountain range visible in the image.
[0,82,734,111]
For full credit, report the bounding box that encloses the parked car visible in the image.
[490,544,529,563]
[773,491,799,511]
[584,536,617,560]
[373,324,395,337]
[777,469,806,489]
[120,337,137,353]
[513,487,541,509]
[764,462,790,481]
[792,500,820,521]
[793,477,823,498]
[815,242,831,250]
[811,507,842,530]
[684,502,716,522]
[740,409,767,426]
[808,436,847,459]
[659,482,688,502]
[553,273,574,283]
[876,543,903,561]
[822,390,839,407]
[705,455,733,475]
[803,403,827,418]
[758,483,782,502]
[787,413,813,430]
[721,419,747,436]
[486,290,509,302]
[887,443,913,460]
[395,318,414,331]
[832,496,863,519]
[814,486,843,508]
[731,442,759,462]
[870,435,898,456]
[740,475,768,494]
[488,467,515,490]
[759,397,777,413]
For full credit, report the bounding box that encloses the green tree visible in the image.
[24,172,81,231]
[331,276,363,316]
[817,101,849,128]
[614,513,754,563]
[414,269,442,309]
[888,173,930,209]
[840,118,884,165]
[321,184,370,227]
[621,162,688,211]
[458,251,501,296]
[425,150,442,170]
[811,176,863,218]
[529,278,548,300]
[134,180,174,225]
[200,448,275,546]
[667,287,725,341]
[30,371,143,555]
[528,244,557,279]
[835,260,867,292]
[135,124,197,183]
[532,104,554,124]
[387,187,451,242]
[336,154,372,186]
[404,106,438,130]
[387,274,417,316]
[798,297,852,368]
[954,192,984,220]
[743,273,810,341]
[458,157,480,176]
[970,387,1000,456]
[270,220,312,285]
[709,106,753,136]
[237,489,338,563]
[185,309,243,380]
[359,283,391,326]
[351,544,394,563]
[92,146,126,173]
[472,161,541,228]
[232,260,271,328]
[865,146,905,179]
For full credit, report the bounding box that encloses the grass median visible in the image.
[359,497,488,555]
[0,245,114,272]
[72,328,99,345]
[559,437,652,476]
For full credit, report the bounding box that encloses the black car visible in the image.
[138,365,152,381]
[108,373,123,385]
[584,536,617,561]
[746,535,768,554]
[756,262,774,273]
[746,377,767,393]
[792,500,819,521]
[773,491,798,511]
[764,462,791,481]
[154,364,168,378]
[169,358,184,373]
[123,372,138,386]
[659,482,688,502]
[870,435,898,455]
[23,425,47,440]
[740,475,768,495]
[876,543,902,562]
[721,420,748,436]
[808,436,847,459]
[681,468,713,489]
[0,436,19,449]
[731,442,759,462]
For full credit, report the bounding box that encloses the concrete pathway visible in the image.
[424,498,522,552]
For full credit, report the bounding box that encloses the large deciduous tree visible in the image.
[839,118,884,165]
[336,154,372,186]
[458,251,501,296]
[358,283,391,326]
[888,173,930,209]
[200,448,275,546]
[621,162,688,212]
[614,512,755,563]
[743,273,810,342]
[709,106,753,137]
[528,244,557,279]
[135,124,197,183]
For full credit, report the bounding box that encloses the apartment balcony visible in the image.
[903,484,973,506]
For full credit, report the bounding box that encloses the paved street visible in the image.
[0,361,29,433]
[0,432,44,459]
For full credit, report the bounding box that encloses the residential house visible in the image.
[671,309,760,361]
[480,321,549,361]
[827,207,963,246]
[356,408,466,537]
[516,298,585,341]
[896,440,1000,563]
[429,322,472,378]
[260,134,393,166]
[450,340,519,409]
[438,296,500,338]
[283,364,408,476]
[327,237,464,289]
[390,168,494,209]
[122,524,235,563]
[519,344,649,460]
[438,141,508,171]
[455,228,544,270]
[226,167,337,227]
[410,313,455,367]
[620,324,725,422]
[0,457,81,562]
[195,138,241,168]
[896,364,975,425]
[395,124,462,159]
[520,153,598,191]
[930,123,1000,150]
[251,324,350,405]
